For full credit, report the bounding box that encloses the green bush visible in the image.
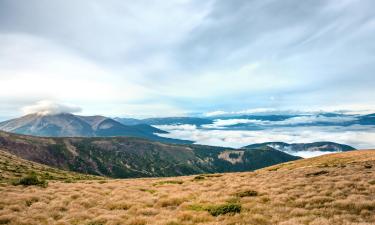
[154,180,183,185]
[235,190,258,197]
[193,175,205,181]
[13,173,48,187]
[188,203,242,216]
[206,203,242,216]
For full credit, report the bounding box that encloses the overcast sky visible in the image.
[0,0,375,118]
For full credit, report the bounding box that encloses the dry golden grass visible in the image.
[0,150,374,225]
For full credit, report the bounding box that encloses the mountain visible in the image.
[358,113,375,125]
[0,131,300,178]
[0,113,191,144]
[113,117,143,126]
[115,117,213,126]
[244,141,356,157]
[1,149,373,225]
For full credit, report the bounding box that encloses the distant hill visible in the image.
[0,113,191,144]
[244,141,355,157]
[0,131,299,178]
[358,113,375,125]
[115,117,213,126]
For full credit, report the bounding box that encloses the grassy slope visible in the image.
[0,149,101,184]
[0,150,374,225]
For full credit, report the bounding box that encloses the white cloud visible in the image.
[282,151,340,158]
[214,119,257,127]
[202,115,357,129]
[275,115,355,125]
[204,105,375,118]
[204,108,277,117]
[155,124,375,150]
[22,100,81,115]
[202,119,260,128]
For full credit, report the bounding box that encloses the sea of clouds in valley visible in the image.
[155,114,375,158]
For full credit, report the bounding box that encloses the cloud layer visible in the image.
[0,0,375,117]
[156,124,375,150]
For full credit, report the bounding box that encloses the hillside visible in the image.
[0,113,191,144]
[0,149,99,184]
[244,142,355,157]
[0,131,299,178]
[0,150,373,225]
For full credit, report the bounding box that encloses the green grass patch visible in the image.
[187,204,206,211]
[13,172,48,187]
[188,203,242,216]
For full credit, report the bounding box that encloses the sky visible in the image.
[1,0,375,119]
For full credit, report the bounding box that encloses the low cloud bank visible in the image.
[203,115,357,129]
[155,124,375,152]
[22,100,82,115]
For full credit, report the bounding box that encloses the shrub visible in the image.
[306,170,329,177]
[158,197,185,207]
[193,175,205,181]
[188,203,242,216]
[235,190,258,197]
[139,188,156,194]
[13,173,48,187]
[206,203,242,216]
[204,174,222,178]
[154,180,183,185]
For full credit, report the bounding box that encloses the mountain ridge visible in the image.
[0,113,191,144]
[0,131,300,178]
[244,141,355,152]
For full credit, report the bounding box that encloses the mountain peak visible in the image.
[0,113,191,144]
